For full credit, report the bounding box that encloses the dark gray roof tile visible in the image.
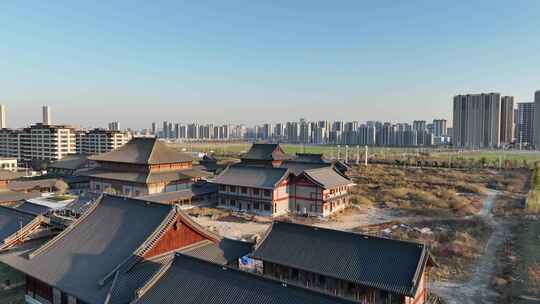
[89,137,192,165]
[134,253,357,304]
[139,183,218,203]
[241,144,292,161]
[252,221,429,297]
[212,166,289,189]
[48,155,89,171]
[0,206,38,242]
[1,194,174,304]
[15,202,52,215]
[180,238,253,265]
[302,167,353,189]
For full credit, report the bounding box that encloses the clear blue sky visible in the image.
[2,1,540,129]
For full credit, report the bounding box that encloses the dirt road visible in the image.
[431,190,508,304]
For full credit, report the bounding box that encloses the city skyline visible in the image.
[3,1,540,128]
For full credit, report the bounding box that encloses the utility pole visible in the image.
[345,145,349,163]
[356,145,360,165]
[337,145,341,160]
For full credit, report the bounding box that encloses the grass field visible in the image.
[435,150,540,165]
[169,141,540,167]
[170,142,439,158]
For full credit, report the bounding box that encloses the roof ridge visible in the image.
[175,206,222,243]
[178,239,213,253]
[29,194,103,259]
[134,254,175,300]
[103,270,120,304]
[272,220,427,247]
[146,138,159,165]
[98,205,178,286]
[1,215,46,250]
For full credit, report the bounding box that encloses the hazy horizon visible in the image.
[2,1,540,129]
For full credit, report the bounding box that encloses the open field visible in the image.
[433,150,540,168]
[169,141,540,168]
[358,217,493,281]
[169,142,427,158]
[493,220,540,303]
[352,165,498,217]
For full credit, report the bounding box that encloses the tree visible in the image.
[54,180,69,195]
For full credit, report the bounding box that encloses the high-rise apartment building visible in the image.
[534,91,540,149]
[358,124,376,146]
[517,102,535,147]
[453,93,501,148]
[108,121,120,131]
[285,122,299,143]
[20,123,76,162]
[42,106,51,125]
[0,105,6,129]
[76,128,131,155]
[412,120,426,132]
[500,96,515,145]
[0,129,22,159]
[432,119,447,137]
[299,120,312,144]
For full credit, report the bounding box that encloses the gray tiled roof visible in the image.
[0,206,38,242]
[241,143,292,161]
[109,237,253,304]
[108,253,176,304]
[293,153,331,164]
[8,178,59,191]
[252,221,430,297]
[1,194,174,304]
[134,253,357,304]
[212,166,289,189]
[64,195,98,215]
[89,137,192,165]
[139,182,218,203]
[302,167,353,189]
[81,167,209,184]
[0,190,41,204]
[180,238,253,265]
[279,161,329,176]
[48,155,89,171]
[15,201,52,215]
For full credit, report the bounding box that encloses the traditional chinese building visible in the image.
[289,167,354,216]
[213,147,354,217]
[239,143,292,167]
[251,221,435,304]
[213,166,291,216]
[0,194,252,304]
[130,253,358,304]
[83,137,210,196]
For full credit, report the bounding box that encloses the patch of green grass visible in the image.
[47,194,76,202]
[170,142,416,157]
[436,151,540,168]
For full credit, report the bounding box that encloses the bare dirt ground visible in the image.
[431,190,510,304]
[189,205,398,240]
[191,213,271,240]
